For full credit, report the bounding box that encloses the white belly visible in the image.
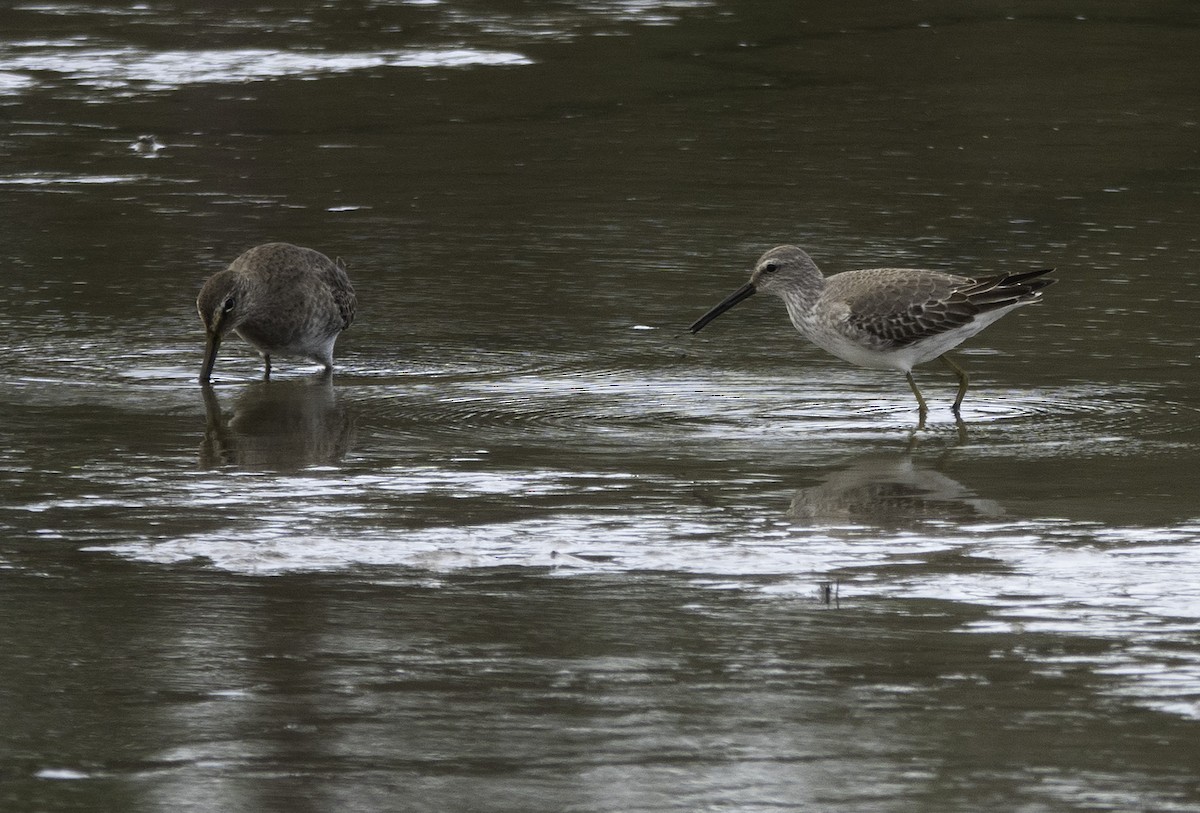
[795,304,1024,373]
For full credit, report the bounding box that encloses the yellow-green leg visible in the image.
[905,371,929,423]
[941,354,969,412]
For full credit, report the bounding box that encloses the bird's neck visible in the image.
[776,280,824,335]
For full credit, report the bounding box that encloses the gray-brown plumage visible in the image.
[689,245,1055,419]
[197,242,356,382]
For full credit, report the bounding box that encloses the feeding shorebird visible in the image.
[197,242,356,382]
[689,245,1055,421]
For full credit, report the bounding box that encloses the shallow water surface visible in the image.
[3,2,1200,811]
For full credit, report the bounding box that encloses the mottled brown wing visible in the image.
[831,268,980,348]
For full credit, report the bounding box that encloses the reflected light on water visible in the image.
[0,47,533,94]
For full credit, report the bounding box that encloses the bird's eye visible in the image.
[762,262,779,274]
[222,297,236,312]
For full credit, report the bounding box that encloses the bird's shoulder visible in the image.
[236,244,357,329]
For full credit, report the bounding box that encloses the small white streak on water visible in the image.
[0,71,34,93]
[35,768,91,781]
[0,174,145,185]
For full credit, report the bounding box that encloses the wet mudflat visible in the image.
[2,2,1200,811]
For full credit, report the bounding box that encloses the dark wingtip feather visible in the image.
[960,267,1057,313]
[1000,267,1056,286]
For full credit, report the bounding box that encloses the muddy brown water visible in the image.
[3,3,1200,811]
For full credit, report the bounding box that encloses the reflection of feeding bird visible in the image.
[788,455,1004,524]
[690,245,1055,420]
[197,243,356,382]
[200,378,356,470]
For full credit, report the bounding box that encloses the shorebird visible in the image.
[197,242,356,382]
[689,245,1055,420]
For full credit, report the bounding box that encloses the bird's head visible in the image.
[689,245,822,334]
[196,269,243,382]
[746,245,821,296]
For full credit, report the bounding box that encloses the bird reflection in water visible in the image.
[200,376,355,470]
[788,454,1003,526]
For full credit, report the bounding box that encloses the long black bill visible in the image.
[688,282,757,334]
[200,332,222,382]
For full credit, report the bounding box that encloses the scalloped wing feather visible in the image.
[830,267,1054,349]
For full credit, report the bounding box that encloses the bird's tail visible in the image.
[964,267,1056,310]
